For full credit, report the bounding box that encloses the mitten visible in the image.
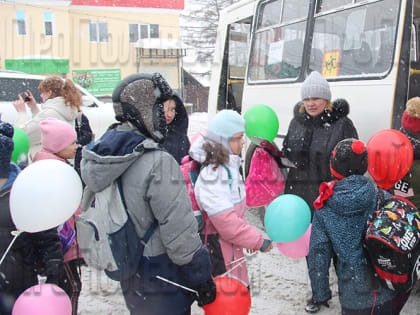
[193,277,216,307]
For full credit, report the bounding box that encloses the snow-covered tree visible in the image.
[181,0,241,80]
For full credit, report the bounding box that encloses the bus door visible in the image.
[216,18,252,114]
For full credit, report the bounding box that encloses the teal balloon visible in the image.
[264,194,311,243]
[12,127,30,164]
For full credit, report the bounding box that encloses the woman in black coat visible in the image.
[161,93,190,164]
[282,72,358,221]
[282,72,358,313]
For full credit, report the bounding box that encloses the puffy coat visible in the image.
[81,124,212,315]
[308,175,395,310]
[0,163,63,301]
[161,93,190,164]
[282,99,358,218]
[191,135,265,286]
[16,96,78,158]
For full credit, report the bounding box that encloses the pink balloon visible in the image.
[276,224,312,258]
[12,284,71,315]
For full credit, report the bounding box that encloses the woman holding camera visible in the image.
[13,76,81,160]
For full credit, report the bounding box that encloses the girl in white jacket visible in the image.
[12,76,80,159]
[191,110,273,287]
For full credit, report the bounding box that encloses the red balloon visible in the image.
[367,129,413,189]
[203,277,251,315]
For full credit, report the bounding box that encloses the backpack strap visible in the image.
[116,176,158,242]
[199,164,233,190]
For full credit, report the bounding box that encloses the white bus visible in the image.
[209,0,420,170]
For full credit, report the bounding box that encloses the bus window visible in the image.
[310,0,400,77]
[316,0,352,13]
[282,0,310,22]
[256,0,281,28]
[249,0,310,82]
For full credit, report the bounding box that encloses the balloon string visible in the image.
[155,275,199,296]
[218,252,257,279]
[0,230,22,266]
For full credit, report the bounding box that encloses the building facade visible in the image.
[0,0,185,95]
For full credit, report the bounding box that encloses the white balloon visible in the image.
[10,159,83,233]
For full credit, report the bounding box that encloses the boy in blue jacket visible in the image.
[307,138,395,314]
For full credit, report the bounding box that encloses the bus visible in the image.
[209,0,420,170]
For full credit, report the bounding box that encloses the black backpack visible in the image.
[364,196,420,292]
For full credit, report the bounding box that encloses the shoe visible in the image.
[305,299,329,313]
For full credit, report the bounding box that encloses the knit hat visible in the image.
[330,138,368,179]
[40,118,77,153]
[402,97,420,133]
[112,73,173,143]
[301,71,331,101]
[206,110,245,152]
[0,122,14,178]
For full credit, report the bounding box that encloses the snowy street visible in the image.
[78,113,420,315]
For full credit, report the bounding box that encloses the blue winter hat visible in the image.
[206,110,245,152]
[0,122,14,178]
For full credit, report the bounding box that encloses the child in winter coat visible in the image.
[32,117,82,315]
[161,93,190,164]
[390,97,420,314]
[307,138,395,314]
[0,122,63,314]
[191,110,273,287]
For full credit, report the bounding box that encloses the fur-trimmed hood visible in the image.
[293,98,350,127]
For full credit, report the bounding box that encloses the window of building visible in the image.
[43,12,55,36]
[89,22,108,42]
[129,23,159,42]
[16,11,26,35]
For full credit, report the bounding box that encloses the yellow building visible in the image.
[0,0,186,94]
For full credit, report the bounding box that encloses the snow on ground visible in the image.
[78,113,420,315]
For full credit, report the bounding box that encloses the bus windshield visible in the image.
[248,0,401,83]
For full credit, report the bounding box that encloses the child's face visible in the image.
[56,142,78,159]
[163,99,176,124]
[229,132,245,155]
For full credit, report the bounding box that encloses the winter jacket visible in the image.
[32,151,82,263]
[191,135,265,286]
[308,175,395,310]
[16,96,78,159]
[0,163,63,301]
[74,112,94,177]
[282,99,358,218]
[161,93,190,164]
[392,128,420,209]
[81,124,212,315]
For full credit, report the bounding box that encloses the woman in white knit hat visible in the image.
[281,71,359,313]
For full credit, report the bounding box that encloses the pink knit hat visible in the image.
[40,118,77,153]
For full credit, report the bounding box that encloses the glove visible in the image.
[193,277,217,307]
[260,239,273,252]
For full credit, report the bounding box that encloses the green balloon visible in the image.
[244,105,279,144]
[12,127,30,164]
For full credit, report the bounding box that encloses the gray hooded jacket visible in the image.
[81,124,201,266]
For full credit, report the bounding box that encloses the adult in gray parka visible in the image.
[81,73,216,315]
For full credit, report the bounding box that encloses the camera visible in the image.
[19,91,31,102]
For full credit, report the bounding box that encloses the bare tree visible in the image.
[181,0,240,79]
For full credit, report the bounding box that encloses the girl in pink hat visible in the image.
[32,117,82,315]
